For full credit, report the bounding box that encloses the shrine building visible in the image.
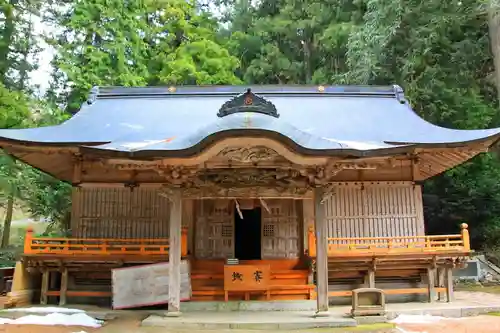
[0,85,498,313]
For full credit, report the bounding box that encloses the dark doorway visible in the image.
[234,207,262,260]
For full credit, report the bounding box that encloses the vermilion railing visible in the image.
[23,227,189,257]
[308,223,471,257]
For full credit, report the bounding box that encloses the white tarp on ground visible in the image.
[112,260,191,309]
[4,307,84,313]
[0,312,102,327]
[390,314,448,324]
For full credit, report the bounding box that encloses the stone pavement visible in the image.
[140,291,500,330]
[142,310,358,330]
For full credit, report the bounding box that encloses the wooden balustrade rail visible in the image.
[307,223,471,257]
[23,227,189,257]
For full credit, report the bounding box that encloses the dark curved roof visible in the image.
[0,85,499,157]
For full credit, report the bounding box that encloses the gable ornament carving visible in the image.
[217,146,280,163]
[217,88,279,118]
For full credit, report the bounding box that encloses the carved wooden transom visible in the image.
[216,146,282,163]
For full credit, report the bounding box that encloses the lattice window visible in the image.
[222,225,233,237]
[263,224,275,237]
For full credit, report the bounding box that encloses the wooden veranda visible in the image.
[19,220,470,307]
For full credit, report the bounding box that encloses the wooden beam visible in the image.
[328,288,447,297]
[59,268,68,306]
[411,157,421,181]
[168,189,182,316]
[72,154,82,185]
[314,187,329,314]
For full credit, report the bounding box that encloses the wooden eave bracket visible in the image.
[259,198,271,213]
[370,258,378,271]
[234,199,243,219]
[320,184,336,204]
[430,256,437,269]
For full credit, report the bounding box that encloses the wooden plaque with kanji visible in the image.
[223,265,270,291]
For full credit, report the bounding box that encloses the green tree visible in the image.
[46,0,241,112]
[20,103,72,232]
[0,0,45,247]
[0,0,42,91]
[222,0,364,84]
[0,84,30,247]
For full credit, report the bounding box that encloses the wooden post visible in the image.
[365,270,375,288]
[437,268,445,301]
[314,187,329,315]
[446,267,454,302]
[461,223,470,251]
[427,267,436,303]
[167,189,182,316]
[304,198,316,285]
[24,227,34,254]
[72,154,82,185]
[59,268,68,306]
[40,269,49,305]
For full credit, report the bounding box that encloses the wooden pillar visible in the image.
[445,267,454,302]
[303,199,315,284]
[314,187,329,314]
[40,269,49,305]
[167,189,182,316]
[437,268,445,301]
[427,267,436,303]
[59,268,68,306]
[365,270,375,288]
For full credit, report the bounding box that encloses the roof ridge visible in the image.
[85,85,407,105]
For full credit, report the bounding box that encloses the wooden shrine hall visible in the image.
[0,85,499,314]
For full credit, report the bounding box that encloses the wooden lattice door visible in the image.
[261,199,301,258]
[194,199,234,259]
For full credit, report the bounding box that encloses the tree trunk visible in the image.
[0,1,16,83]
[303,37,312,84]
[62,210,72,236]
[1,185,15,248]
[488,1,500,105]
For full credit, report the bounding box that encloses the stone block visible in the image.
[351,288,386,317]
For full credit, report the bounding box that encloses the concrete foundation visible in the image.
[141,311,357,330]
[180,300,316,312]
[141,303,500,330]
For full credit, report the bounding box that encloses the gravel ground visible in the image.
[1,316,500,333]
[395,315,500,333]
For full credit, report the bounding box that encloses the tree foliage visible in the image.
[46,0,241,112]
